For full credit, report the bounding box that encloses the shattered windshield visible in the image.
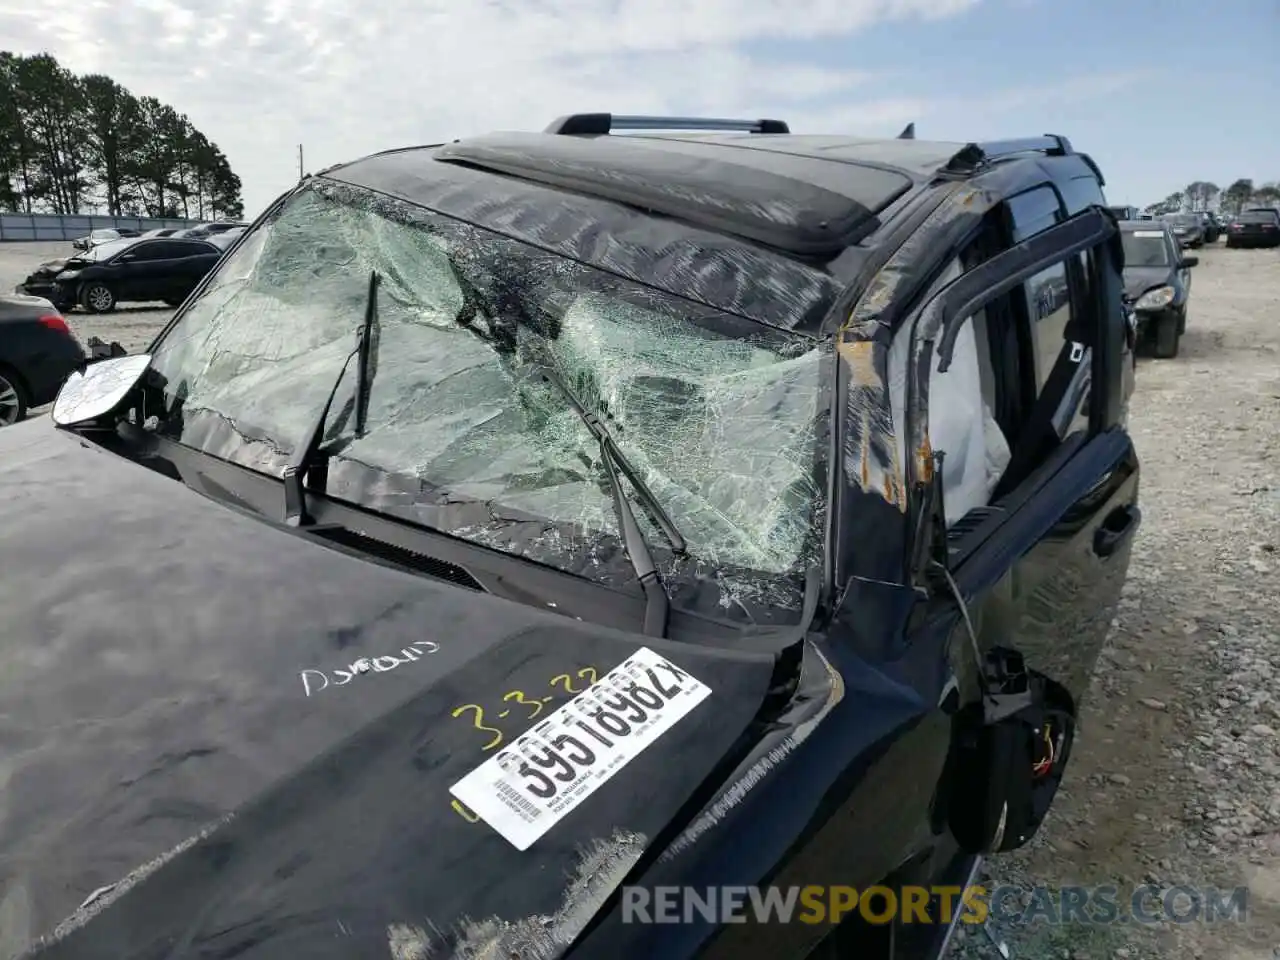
[147,181,825,612]
[1121,232,1170,267]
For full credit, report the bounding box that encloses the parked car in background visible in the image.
[208,226,246,249]
[174,220,250,239]
[1162,212,1205,248]
[1226,209,1280,248]
[139,227,180,238]
[0,115,1142,960]
[1119,221,1196,359]
[19,236,225,313]
[1199,212,1221,243]
[71,227,123,250]
[0,294,85,426]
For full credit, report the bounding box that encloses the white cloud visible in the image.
[0,0,1144,215]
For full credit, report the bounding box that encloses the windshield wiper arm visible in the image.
[282,269,380,527]
[353,271,380,435]
[537,366,685,638]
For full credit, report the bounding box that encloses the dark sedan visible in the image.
[1226,209,1280,248]
[19,236,225,313]
[0,294,86,426]
[1163,212,1206,248]
[1120,221,1196,359]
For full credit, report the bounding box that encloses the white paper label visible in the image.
[449,646,713,851]
[1133,230,1165,238]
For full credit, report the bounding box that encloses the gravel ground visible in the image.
[2,238,1278,958]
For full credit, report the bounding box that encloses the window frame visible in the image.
[898,205,1119,582]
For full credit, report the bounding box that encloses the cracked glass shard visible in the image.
[148,181,824,598]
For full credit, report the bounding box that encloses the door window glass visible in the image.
[123,242,175,261]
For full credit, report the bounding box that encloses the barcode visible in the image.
[495,780,543,822]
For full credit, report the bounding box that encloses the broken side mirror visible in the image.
[52,353,153,427]
[941,648,1077,854]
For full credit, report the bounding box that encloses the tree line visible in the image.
[1144,179,1280,217]
[0,52,243,220]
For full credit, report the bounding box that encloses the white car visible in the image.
[71,228,121,251]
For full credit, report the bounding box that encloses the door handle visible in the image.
[1093,503,1140,558]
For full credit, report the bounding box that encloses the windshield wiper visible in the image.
[282,269,380,527]
[536,365,685,638]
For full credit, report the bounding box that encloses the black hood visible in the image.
[1122,265,1173,300]
[0,420,781,959]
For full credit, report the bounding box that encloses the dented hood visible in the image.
[1122,265,1174,301]
[0,420,779,959]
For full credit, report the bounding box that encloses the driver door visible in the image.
[904,200,1141,844]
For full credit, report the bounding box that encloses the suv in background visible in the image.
[0,114,1139,960]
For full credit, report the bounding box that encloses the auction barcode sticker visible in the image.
[449,646,713,851]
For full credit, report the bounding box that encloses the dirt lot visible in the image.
[2,238,1278,958]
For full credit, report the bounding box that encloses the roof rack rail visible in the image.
[544,113,790,136]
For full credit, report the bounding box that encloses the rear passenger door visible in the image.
[913,191,1141,732]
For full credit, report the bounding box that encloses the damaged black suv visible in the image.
[0,114,1140,960]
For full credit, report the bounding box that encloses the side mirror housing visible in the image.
[1180,257,1199,268]
[52,353,153,426]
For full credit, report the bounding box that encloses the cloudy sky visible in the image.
[3,0,1277,216]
